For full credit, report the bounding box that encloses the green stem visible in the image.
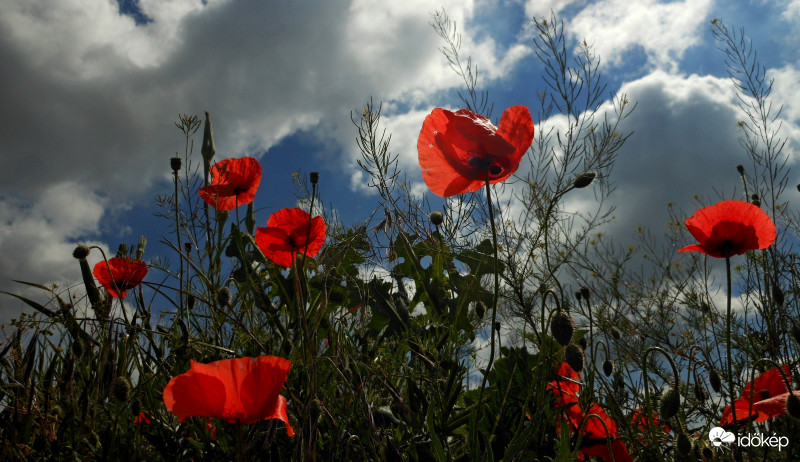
[725,255,738,431]
[478,174,500,405]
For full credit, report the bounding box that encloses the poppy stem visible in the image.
[725,254,739,446]
[235,421,244,461]
[478,174,500,407]
[174,164,184,323]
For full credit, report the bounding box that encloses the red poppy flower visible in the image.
[565,403,632,462]
[162,356,294,436]
[417,105,534,197]
[547,362,582,408]
[720,364,793,427]
[631,408,672,434]
[678,200,776,258]
[254,207,326,267]
[92,256,148,298]
[198,157,262,211]
[580,439,633,462]
[134,411,150,425]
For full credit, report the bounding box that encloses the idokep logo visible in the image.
[708,427,789,451]
[709,427,735,447]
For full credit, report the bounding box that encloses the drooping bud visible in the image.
[111,377,132,402]
[573,172,596,189]
[429,211,444,227]
[772,283,785,307]
[786,392,800,419]
[602,359,614,377]
[187,293,196,311]
[693,382,707,402]
[310,171,320,185]
[170,157,182,172]
[550,312,575,346]
[216,287,231,307]
[676,433,692,456]
[580,287,591,300]
[565,344,584,373]
[659,386,681,419]
[709,369,722,393]
[610,327,621,340]
[474,301,486,320]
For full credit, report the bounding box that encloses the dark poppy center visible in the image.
[468,156,505,179]
[759,389,771,401]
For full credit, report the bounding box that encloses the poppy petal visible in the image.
[496,105,535,165]
[679,200,776,257]
[163,362,227,422]
[256,208,327,267]
[199,157,262,211]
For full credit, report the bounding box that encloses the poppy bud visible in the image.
[610,327,621,340]
[73,245,90,260]
[187,294,196,311]
[797,184,800,193]
[676,432,692,456]
[217,287,231,307]
[772,283,784,307]
[580,287,591,300]
[111,377,132,402]
[565,344,584,373]
[709,369,722,393]
[578,336,588,350]
[170,157,182,172]
[494,321,501,332]
[71,338,84,358]
[310,171,320,185]
[659,386,680,420]
[701,446,713,460]
[736,165,744,174]
[693,382,707,402]
[117,243,128,257]
[786,392,800,419]
[429,211,444,226]
[550,312,574,346]
[184,242,193,253]
[791,322,800,345]
[751,194,760,207]
[574,291,582,300]
[573,172,596,189]
[602,359,614,376]
[474,301,486,320]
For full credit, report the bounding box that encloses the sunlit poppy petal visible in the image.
[720,364,792,427]
[255,208,326,267]
[678,200,776,257]
[418,105,534,197]
[163,356,294,435]
[198,157,262,211]
[92,256,148,298]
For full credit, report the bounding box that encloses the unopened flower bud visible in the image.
[602,359,614,377]
[660,387,680,420]
[676,432,692,456]
[187,293,196,311]
[565,344,584,373]
[709,369,722,393]
[310,171,320,185]
[786,392,800,419]
[751,194,760,207]
[610,327,621,340]
[573,172,596,189]
[111,377,132,402]
[693,382,707,402]
[170,157,182,172]
[474,301,486,320]
[578,336,588,350]
[73,245,90,260]
[217,287,231,307]
[429,211,444,226]
[736,165,744,174]
[574,291,582,300]
[184,242,193,253]
[550,312,575,346]
[201,112,216,163]
[772,283,785,307]
[580,287,591,300]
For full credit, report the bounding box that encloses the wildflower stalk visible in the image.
[641,346,680,451]
[299,175,319,461]
[724,254,738,435]
[173,159,185,323]
[478,173,500,405]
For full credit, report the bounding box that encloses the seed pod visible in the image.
[602,359,614,377]
[310,171,320,185]
[73,245,90,260]
[736,165,744,174]
[580,287,591,300]
[216,287,231,307]
[184,242,193,253]
[429,211,444,227]
[550,312,575,346]
[610,327,621,340]
[573,172,596,189]
[659,387,680,420]
[565,344,584,373]
[170,157,182,172]
[751,194,760,207]
[709,369,722,393]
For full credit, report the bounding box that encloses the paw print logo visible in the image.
[709,427,735,447]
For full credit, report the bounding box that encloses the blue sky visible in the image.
[1,0,799,323]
